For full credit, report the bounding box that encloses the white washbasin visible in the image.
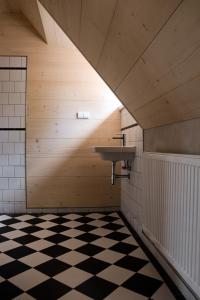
[94,146,136,161]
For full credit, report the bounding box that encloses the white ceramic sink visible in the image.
[94,146,136,161]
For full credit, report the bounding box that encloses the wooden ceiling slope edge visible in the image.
[37,1,76,48]
[10,0,75,48]
[4,0,76,50]
[38,0,200,129]
[18,0,47,42]
[4,0,47,42]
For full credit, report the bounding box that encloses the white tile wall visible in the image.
[0,56,26,129]
[0,56,26,213]
[0,130,25,212]
[0,57,9,67]
[0,93,9,104]
[9,93,21,104]
[120,108,144,235]
[121,109,137,128]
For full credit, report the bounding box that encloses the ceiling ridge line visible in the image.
[114,0,184,93]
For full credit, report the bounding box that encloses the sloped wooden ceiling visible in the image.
[18,0,46,42]
[2,0,46,41]
[0,0,20,12]
[3,0,72,46]
[39,0,200,129]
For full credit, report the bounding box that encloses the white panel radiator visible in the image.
[143,152,200,298]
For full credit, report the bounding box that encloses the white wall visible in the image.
[121,108,143,234]
[120,108,196,300]
[0,56,26,213]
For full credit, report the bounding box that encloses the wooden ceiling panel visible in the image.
[96,0,181,89]
[7,0,200,129]
[0,0,20,12]
[0,0,11,12]
[79,0,117,66]
[0,0,47,42]
[134,76,200,129]
[19,0,47,42]
[37,1,76,48]
[7,0,20,12]
[116,0,200,113]
[40,0,82,46]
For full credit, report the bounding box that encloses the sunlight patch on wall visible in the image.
[38,1,123,110]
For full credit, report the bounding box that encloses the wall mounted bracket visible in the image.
[111,160,131,185]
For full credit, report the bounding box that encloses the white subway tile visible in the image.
[3,104,14,116]
[3,166,14,177]
[15,166,25,177]
[0,70,9,81]
[0,93,8,104]
[0,131,8,142]
[9,178,21,189]
[14,190,25,202]
[14,143,25,154]
[21,57,27,68]
[15,105,25,116]
[3,190,14,201]
[20,117,25,128]
[136,141,143,157]
[2,202,15,213]
[0,57,26,212]
[10,70,22,81]
[9,155,21,165]
[136,127,143,141]
[3,143,14,154]
[0,178,8,189]
[9,131,20,142]
[9,117,21,128]
[20,178,25,189]
[14,81,26,93]
[0,117,8,128]
[9,93,21,104]
[21,70,26,81]
[0,155,8,166]
[19,132,25,142]
[0,56,9,68]
[20,155,25,166]
[14,202,26,213]
[2,82,15,92]
[10,57,22,68]
[20,93,25,104]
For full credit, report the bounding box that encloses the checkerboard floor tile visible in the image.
[0,212,178,299]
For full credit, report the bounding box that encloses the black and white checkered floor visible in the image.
[0,212,176,299]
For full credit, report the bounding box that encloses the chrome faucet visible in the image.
[112,133,126,146]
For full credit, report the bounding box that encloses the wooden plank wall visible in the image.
[0,12,121,208]
[40,0,200,129]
